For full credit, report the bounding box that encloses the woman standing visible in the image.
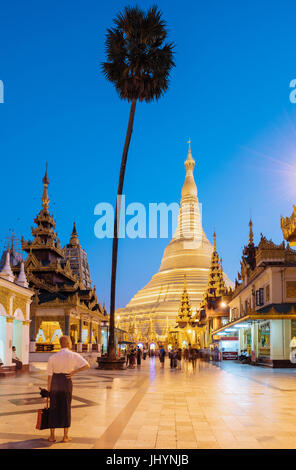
[47,335,90,443]
[129,348,136,368]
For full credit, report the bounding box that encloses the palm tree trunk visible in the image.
[108,98,137,360]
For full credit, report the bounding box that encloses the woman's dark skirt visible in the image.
[49,373,73,429]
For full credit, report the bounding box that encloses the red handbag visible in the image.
[36,398,50,430]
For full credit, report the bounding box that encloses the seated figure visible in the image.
[12,346,23,370]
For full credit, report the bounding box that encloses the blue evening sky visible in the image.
[1,0,296,309]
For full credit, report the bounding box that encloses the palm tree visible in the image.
[102,5,175,362]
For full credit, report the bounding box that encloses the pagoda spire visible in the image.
[0,250,14,282]
[176,275,193,326]
[69,222,80,247]
[181,139,197,200]
[205,233,227,298]
[41,163,50,210]
[16,261,28,288]
[248,218,254,245]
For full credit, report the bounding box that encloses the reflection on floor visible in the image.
[1,358,296,448]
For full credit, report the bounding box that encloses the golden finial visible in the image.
[186,138,194,162]
[213,231,217,251]
[41,163,50,210]
[187,137,191,152]
[248,218,254,245]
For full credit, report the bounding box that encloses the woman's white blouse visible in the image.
[47,348,89,375]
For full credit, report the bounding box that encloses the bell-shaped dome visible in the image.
[116,142,231,339]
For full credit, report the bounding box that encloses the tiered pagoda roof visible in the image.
[232,219,296,300]
[64,222,92,290]
[12,168,104,315]
[176,276,193,328]
[196,232,231,323]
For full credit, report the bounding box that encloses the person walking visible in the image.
[176,348,182,369]
[170,348,177,369]
[136,346,142,366]
[159,347,166,368]
[129,348,136,368]
[47,335,90,443]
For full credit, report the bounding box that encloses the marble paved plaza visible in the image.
[1,358,296,449]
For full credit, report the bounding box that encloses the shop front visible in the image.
[214,313,296,368]
[214,329,239,360]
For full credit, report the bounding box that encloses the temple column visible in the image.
[5,317,13,366]
[21,320,30,365]
[30,315,35,341]
[239,329,244,355]
[65,314,70,336]
[29,315,36,352]
[88,320,93,352]
[78,317,83,352]
[270,319,290,363]
[251,323,258,362]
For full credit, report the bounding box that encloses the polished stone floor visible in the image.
[1,358,296,449]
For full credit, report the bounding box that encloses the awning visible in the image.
[213,308,296,336]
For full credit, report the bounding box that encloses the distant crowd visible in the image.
[123,345,210,369]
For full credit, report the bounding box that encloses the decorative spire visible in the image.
[248,218,254,245]
[199,233,227,302]
[0,251,14,282]
[176,275,193,325]
[42,163,50,210]
[16,261,28,288]
[181,139,197,200]
[69,222,80,246]
[186,138,194,163]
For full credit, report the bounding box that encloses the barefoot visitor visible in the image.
[47,335,90,443]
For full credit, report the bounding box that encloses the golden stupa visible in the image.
[117,142,233,342]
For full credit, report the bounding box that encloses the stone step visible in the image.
[0,366,16,378]
[0,370,16,377]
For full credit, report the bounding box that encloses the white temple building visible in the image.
[117,143,233,343]
[0,251,34,375]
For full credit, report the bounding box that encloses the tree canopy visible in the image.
[102,5,175,102]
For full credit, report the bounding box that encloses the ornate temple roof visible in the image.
[281,205,296,246]
[64,222,92,290]
[196,232,231,321]
[13,168,103,317]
